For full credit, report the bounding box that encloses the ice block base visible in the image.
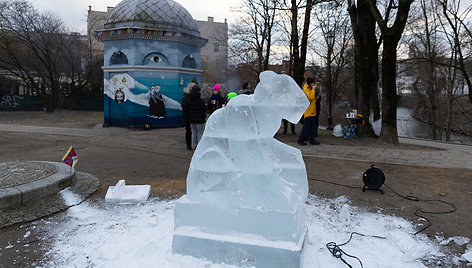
[172,226,306,268]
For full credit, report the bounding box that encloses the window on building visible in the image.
[109,51,128,65]
[214,42,219,52]
[182,55,197,69]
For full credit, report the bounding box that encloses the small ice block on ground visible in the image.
[105,180,150,203]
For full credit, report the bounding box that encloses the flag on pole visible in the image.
[62,145,78,168]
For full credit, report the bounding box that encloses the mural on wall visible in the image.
[149,84,166,118]
[104,73,184,127]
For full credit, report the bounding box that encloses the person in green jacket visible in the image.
[298,77,320,145]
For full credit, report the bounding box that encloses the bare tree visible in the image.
[438,0,472,104]
[0,0,65,111]
[407,0,446,140]
[347,0,381,137]
[229,0,281,74]
[289,0,317,86]
[311,1,354,112]
[367,0,415,144]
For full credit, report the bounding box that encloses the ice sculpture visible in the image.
[172,71,310,267]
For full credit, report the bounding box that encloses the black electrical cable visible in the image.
[308,177,363,190]
[326,232,386,268]
[308,177,457,235]
[383,183,456,235]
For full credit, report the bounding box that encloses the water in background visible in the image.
[397,107,472,145]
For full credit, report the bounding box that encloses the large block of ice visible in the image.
[105,180,150,203]
[172,71,310,267]
[173,226,307,268]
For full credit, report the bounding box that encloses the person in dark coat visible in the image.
[182,83,194,150]
[238,82,253,95]
[182,84,207,149]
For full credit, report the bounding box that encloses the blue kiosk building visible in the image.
[100,0,207,128]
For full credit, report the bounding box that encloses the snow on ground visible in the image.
[33,190,466,268]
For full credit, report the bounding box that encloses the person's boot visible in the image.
[297,139,307,146]
[309,139,320,145]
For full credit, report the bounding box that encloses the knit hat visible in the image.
[212,84,221,93]
[227,92,237,100]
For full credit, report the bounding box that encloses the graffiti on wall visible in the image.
[0,95,24,109]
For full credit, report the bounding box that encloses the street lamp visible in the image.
[326,30,335,130]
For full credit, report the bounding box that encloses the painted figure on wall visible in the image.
[149,84,166,118]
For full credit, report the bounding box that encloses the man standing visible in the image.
[298,77,320,145]
[182,84,207,150]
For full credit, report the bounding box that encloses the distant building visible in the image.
[87,7,228,85]
[87,6,113,54]
[98,0,207,128]
[195,17,228,84]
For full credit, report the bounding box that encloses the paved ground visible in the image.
[1,123,470,171]
[300,136,472,170]
[0,110,471,267]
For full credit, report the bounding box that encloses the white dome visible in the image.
[105,0,199,36]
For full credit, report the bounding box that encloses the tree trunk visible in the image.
[348,0,378,136]
[445,89,453,141]
[367,0,413,144]
[445,54,457,141]
[370,35,381,121]
[292,0,313,86]
[290,0,302,85]
[379,34,399,144]
[347,3,361,108]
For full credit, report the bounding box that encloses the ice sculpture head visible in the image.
[253,71,309,123]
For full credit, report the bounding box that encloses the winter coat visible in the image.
[182,90,207,124]
[207,93,226,114]
[302,83,318,118]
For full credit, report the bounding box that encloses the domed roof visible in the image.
[105,0,200,36]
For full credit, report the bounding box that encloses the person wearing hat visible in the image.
[298,77,320,145]
[227,92,237,101]
[207,84,226,115]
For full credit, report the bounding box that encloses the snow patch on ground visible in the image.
[438,236,470,246]
[36,194,454,268]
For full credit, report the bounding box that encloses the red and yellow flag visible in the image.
[62,145,78,168]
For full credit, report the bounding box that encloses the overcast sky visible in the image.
[32,0,472,34]
[33,0,241,33]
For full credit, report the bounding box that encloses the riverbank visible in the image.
[411,95,472,138]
